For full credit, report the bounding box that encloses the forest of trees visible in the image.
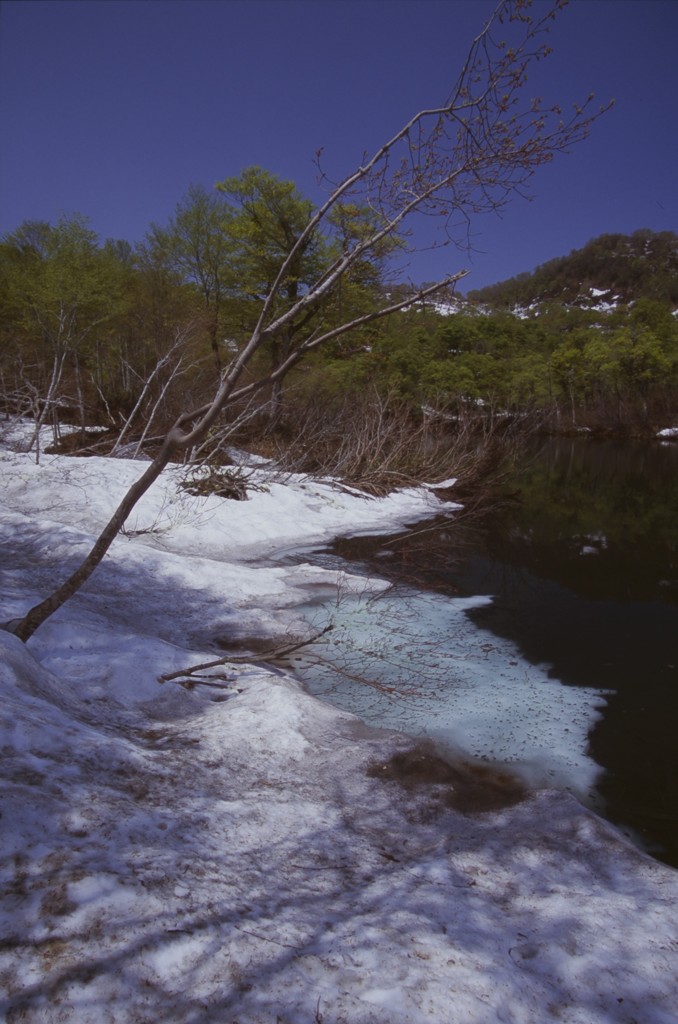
[2,201,677,471]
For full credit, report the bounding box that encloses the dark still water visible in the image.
[321,438,678,867]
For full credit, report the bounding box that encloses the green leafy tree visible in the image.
[215,167,327,416]
[1,216,126,455]
[550,336,591,425]
[598,328,672,419]
[146,184,235,371]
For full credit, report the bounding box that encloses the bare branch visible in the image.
[158,625,335,686]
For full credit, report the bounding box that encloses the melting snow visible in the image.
[1,424,677,1022]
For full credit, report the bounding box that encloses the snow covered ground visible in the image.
[1,426,677,1023]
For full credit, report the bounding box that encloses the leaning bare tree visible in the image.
[10,0,609,642]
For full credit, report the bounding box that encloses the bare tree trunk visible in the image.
[209,314,222,374]
[111,331,187,455]
[74,354,86,435]
[26,347,68,462]
[12,436,179,642]
[132,357,185,458]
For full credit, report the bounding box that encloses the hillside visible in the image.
[467,229,678,311]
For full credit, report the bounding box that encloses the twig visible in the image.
[176,674,236,691]
[158,625,334,684]
[305,653,421,697]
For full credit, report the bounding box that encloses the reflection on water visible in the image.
[477,437,678,605]
[291,439,678,867]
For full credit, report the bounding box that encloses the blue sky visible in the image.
[0,0,676,291]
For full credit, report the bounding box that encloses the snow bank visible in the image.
[1,437,677,1022]
[2,629,677,1024]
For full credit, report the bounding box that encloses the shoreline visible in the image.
[1,434,678,1021]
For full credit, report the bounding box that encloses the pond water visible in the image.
[282,438,678,868]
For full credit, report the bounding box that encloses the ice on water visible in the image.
[290,586,608,801]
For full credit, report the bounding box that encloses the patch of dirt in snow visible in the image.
[367,742,527,814]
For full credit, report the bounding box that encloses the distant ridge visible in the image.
[467,230,678,311]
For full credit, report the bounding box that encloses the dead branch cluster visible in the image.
[270,388,528,498]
